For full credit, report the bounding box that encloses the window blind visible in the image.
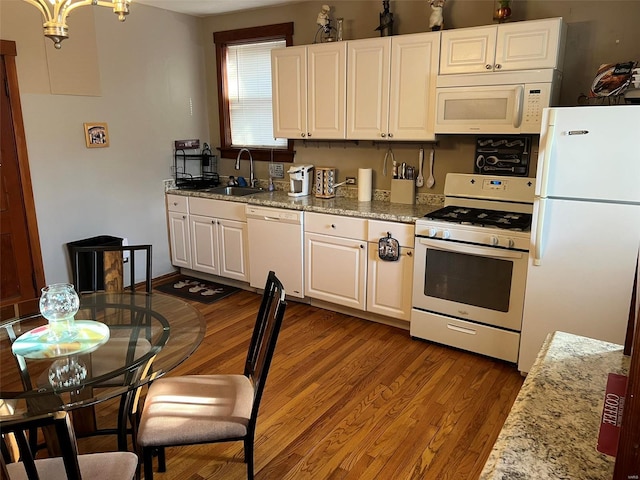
[226,40,286,148]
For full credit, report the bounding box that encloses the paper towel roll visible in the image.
[358,168,372,202]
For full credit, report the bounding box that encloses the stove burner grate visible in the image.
[425,206,532,231]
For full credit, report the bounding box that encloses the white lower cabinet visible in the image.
[166,195,249,282]
[167,194,191,269]
[366,220,414,321]
[305,213,367,310]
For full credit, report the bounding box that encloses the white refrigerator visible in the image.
[518,105,640,373]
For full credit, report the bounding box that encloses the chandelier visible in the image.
[23,0,131,49]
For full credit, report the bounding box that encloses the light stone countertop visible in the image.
[480,331,629,480]
[167,186,444,224]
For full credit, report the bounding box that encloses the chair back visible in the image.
[71,245,152,294]
[245,271,286,425]
[1,411,82,480]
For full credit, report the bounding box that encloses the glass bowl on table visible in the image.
[39,283,80,342]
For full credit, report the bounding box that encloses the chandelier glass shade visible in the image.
[23,0,131,49]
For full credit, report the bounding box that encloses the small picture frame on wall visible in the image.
[84,122,109,148]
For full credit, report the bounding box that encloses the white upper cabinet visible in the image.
[388,33,440,141]
[439,18,565,74]
[346,37,391,140]
[272,42,346,140]
[271,46,307,139]
[347,32,440,141]
[307,43,347,139]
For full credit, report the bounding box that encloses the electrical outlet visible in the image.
[346,177,356,185]
[269,163,285,178]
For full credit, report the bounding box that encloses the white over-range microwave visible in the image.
[434,69,562,134]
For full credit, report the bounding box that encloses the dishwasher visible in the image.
[245,205,304,298]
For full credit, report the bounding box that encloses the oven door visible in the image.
[412,236,528,331]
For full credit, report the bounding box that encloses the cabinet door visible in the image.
[218,219,249,282]
[439,25,497,74]
[307,43,346,139]
[367,246,413,321]
[495,18,563,71]
[272,46,307,139]
[346,37,391,140]
[305,232,367,310]
[190,215,219,275]
[388,32,439,141]
[168,211,191,269]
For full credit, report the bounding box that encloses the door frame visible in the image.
[1,39,45,305]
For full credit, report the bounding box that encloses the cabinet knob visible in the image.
[173,202,178,206]
[485,64,492,70]
[182,215,187,219]
[360,244,364,249]
[331,224,336,229]
[301,133,306,138]
[406,251,412,257]
[307,133,312,137]
[380,133,386,138]
[212,220,216,224]
[495,64,502,70]
[388,133,393,138]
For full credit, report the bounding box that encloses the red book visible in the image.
[597,373,628,457]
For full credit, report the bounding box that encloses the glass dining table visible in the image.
[0,291,205,450]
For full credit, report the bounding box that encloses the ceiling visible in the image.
[134,0,303,17]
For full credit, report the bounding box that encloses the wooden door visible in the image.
[0,40,44,305]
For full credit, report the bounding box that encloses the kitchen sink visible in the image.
[204,186,264,196]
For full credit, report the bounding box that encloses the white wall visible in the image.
[1,1,209,284]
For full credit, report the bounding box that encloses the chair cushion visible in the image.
[137,374,254,448]
[6,452,138,480]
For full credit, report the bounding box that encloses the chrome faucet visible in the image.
[235,148,257,188]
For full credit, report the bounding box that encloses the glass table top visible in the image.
[0,292,205,418]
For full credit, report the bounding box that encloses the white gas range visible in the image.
[411,173,535,363]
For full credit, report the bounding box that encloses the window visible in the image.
[214,23,294,163]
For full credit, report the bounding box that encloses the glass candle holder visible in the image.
[39,283,79,342]
[48,356,87,391]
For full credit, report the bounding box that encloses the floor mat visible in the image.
[155,275,240,304]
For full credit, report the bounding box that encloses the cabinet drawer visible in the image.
[305,212,367,240]
[189,198,246,221]
[410,309,519,363]
[367,220,414,247]
[167,194,188,213]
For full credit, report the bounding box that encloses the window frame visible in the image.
[214,22,295,163]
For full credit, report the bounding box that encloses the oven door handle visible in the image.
[417,238,525,259]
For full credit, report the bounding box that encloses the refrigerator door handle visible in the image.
[536,115,556,198]
[513,86,524,129]
[533,198,547,266]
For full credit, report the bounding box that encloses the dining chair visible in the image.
[137,270,287,480]
[0,411,138,480]
[69,244,153,451]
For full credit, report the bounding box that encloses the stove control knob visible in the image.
[442,230,451,240]
[507,238,515,248]
[490,236,499,246]
[428,227,438,238]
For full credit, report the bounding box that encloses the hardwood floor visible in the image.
[78,288,524,480]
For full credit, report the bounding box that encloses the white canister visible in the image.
[358,168,372,202]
